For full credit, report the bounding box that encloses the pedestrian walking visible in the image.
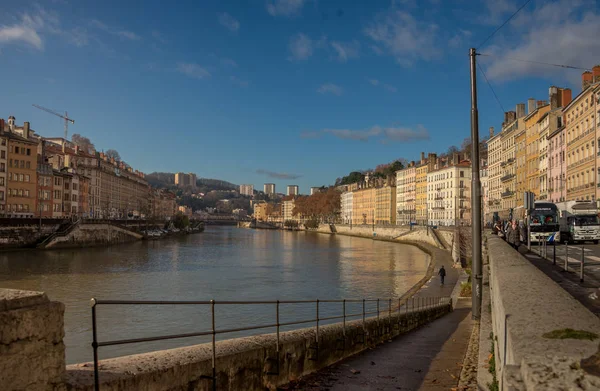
[438,265,446,285]
[506,220,521,250]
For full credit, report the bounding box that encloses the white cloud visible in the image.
[0,24,42,49]
[364,9,440,67]
[288,33,313,61]
[330,40,360,62]
[90,19,140,41]
[0,8,91,50]
[221,58,238,67]
[177,63,211,79]
[230,75,249,87]
[484,0,600,82]
[321,125,429,142]
[317,83,343,96]
[218,13,240,33]
[267,0,305,17]
[383,84,398,93]
[152,30,168,44]
[369,78,397,93]
[480,0,518,25]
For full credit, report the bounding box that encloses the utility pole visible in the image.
[470,48,482,320]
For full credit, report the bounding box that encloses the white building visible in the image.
[481,161,489,224]
[0,130,7,216]
[395,169,406,225]
[427,161,472,226]
[283,198,295,221]
[287,185,299,196]
[310,187,321,195]
[264,183,275,195]
[239,184,254,197]
[341,191,353,224]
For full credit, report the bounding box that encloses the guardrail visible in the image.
[90,296,450,391]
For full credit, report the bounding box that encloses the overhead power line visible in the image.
[477,0,533,49]
[476,62,506,115]
[478,53,590,71]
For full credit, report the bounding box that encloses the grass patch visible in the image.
[460,281,472,297]
[488,335,499,391]
[542,328,599,341]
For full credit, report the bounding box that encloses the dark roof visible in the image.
[1,130,38,145]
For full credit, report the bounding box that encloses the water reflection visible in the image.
[0,227,427,364]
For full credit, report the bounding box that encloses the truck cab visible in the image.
[557,201,600,244]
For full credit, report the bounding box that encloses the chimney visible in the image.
[506,111,516,125]
[23,121,30,139]
[549,86,559,110]
[582,71,593,90]
[420,152,425,162]
[593,65,600,83]
[527,98,536,114]
[537,100,547,108]
[0,119,4,132]
[489,126,494,138]
[452,152,460,165]
[560,88,572,107]
[516,103,525,119]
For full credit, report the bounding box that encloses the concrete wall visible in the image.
[0,223,61,248]
[65,301,451,391]
[0,289,66,391]
[486,234,600,390]
[312,224,447,248]
[45,224,143,249]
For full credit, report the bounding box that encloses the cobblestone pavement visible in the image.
[283,299,473,391]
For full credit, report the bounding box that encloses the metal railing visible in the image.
[90,296,450,391]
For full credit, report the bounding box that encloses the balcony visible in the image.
[500,174,515,182]
[501,190,515,198]
[434,195,444,200]
[431,206,445,210]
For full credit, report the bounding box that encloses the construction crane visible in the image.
[32,104,75,152]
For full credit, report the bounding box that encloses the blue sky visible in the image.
[1,0,599,193]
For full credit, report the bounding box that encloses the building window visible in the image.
[26,148,31,156]
[25,175,29,182]
[14,147,19,154]
[18,174,23,181]
[24,190,29,197]
[26,161,30,169]
[20,160,24,168]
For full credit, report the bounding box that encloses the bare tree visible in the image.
[71,134,95,153]
[105,149,121,161]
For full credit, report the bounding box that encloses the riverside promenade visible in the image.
[285,241,475,391]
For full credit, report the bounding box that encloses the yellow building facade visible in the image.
[375,186,396,225]
[525,104,550,197]
[352,187,375,226]
[565,83,598,201]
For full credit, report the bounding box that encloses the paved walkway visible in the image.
[284,242,474,391]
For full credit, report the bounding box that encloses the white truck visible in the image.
[556,201,600,244]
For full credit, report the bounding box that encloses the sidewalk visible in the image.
[284,243,474,391]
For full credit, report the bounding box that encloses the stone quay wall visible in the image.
[0,289,66,391]
[45,223,143,249]
[485,234,600,390]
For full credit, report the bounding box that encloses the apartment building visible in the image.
[341,191,353,224]
[0,122,7,215]
[282,197,296,221]
[287,185,299,196]
[538,98,568,201]
[310,187,321,195]
[6,123,37,217]
[427,157,471,226]
[151,188,177,220]
[239,184,254,197]
[594,85,600,200]
[52,171,64,217]
[565,75,599,201]
[481,162,489,222]
[499,113,520,217]
[352,187,375,226]
[375,185,396,225]
[487,129,502,217]
[396,162,416,224]
[525,100,550,198]
[416,153,436,225]
[515,127,527,217]
[37,162,53,217]
[175,172,197,189]
[548,124,566,203]
[253,202,267,221]
[264,183,275,195]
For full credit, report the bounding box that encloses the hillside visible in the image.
[146,172,237,191]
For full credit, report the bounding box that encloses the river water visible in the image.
[0,226,429,364]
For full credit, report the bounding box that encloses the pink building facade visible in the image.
[548,125,566,203]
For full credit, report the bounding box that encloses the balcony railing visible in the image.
[500,174,515,182]
[501,191,515,198]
